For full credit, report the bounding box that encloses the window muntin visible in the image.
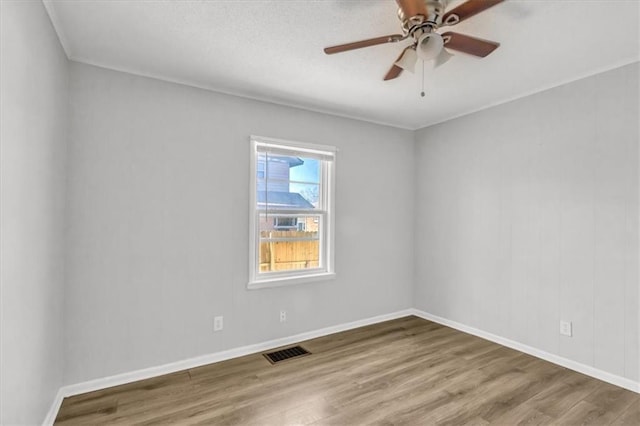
[249,137,335,288]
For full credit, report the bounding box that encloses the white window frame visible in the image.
[248,136,336,289]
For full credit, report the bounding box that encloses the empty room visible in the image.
[1,0,639,424]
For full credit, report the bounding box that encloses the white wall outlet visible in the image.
[560,320,572,337]
[213,316,223,332]
[280,310,287,323]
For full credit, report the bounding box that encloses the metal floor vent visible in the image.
[263,345,311,364]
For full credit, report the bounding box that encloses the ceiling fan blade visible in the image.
[396,0,428,18]
[442,0,505,26]
[394,47,418,73]
[324,34,404,55]
[384,64,403,81]
[384,48,412,81]
[441,32,499,57]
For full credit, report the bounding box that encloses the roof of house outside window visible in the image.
[257,191,314,209]
[262,155,304,168]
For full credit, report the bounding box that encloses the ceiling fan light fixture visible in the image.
[416,32,444,61]
[394,47,418,72]
[434,47,454,68]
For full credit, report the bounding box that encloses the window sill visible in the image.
[248,272,336,290]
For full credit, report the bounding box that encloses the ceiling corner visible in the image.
[42,0,72,59]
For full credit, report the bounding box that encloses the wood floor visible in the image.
[56,316,639,425]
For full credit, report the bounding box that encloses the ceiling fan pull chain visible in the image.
[420,60,425,97]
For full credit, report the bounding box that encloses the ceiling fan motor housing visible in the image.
[398,0,448,34]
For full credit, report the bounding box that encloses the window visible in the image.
[273,217,298,230]
[249,136,336,288]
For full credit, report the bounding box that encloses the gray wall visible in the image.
[64,62,415,384]
[414,63,639,382]
[0,1,69,424]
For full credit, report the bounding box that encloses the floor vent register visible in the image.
[263,345,311,364]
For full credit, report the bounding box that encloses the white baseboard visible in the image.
[411,309,640,394]
[53,309,413,404]
[42,388,65,426]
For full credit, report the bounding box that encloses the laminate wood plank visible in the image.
[489,401,554,425]
[584,381,638,414]
[527,376,602,419]
[555,400,621,425]
[431,369,536,424]
[611,399,640,426]
[54,316,639,425]
[54,397,118,423]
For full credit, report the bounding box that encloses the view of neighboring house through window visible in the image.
[249,136,336,288]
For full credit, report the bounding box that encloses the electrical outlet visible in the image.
[214,316,223,332]
[280,310,287,323]
[560,320,572,337]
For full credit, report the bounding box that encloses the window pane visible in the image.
[259,214,321,273]
[256,153,320,210]
[290,158,319,184]
[257,188,318,210]
[259,239,320,273]
[288,183,320,209]
[259,215,320,237]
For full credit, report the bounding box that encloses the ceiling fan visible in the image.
[323,0,504,81]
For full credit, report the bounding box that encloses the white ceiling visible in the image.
[44,0,639,129]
